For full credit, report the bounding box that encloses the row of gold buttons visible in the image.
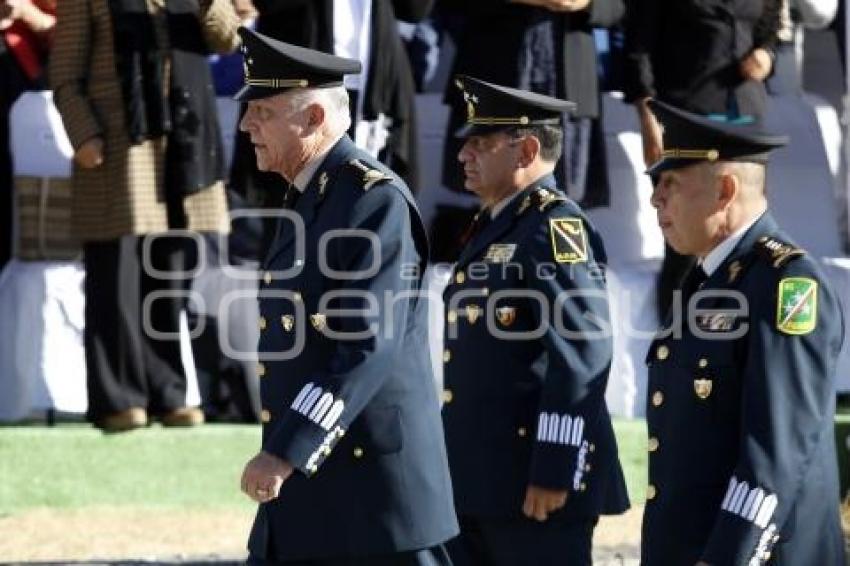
[648,345,666,502]
[656,344,710,368]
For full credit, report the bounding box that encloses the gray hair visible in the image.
[506,124,564,163]
[286,86,351,134]
[708,161,766,191]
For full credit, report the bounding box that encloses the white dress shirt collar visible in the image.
[701,212,764,276]
[490,190,523,220]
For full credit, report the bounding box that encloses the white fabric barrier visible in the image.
[10,91,73,177]
[0,259,202,421]
[0,260,87,420]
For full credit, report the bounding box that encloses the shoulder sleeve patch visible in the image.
[549,217,587,264]
[347,159,392,191]
[756,236,805,268]
[776,277,818,335]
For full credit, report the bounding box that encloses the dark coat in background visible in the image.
[443,0,625,120]
[437,0,624,201]
[623,0,781,117]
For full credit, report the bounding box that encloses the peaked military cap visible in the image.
[453,75,576,138]
[234,27,362,102]
[647,99,789,175]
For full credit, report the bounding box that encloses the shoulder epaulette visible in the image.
[755,235,805,268]
[347,159,393,191]
[517,186,566,216]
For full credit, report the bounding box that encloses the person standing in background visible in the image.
[49,0,239,432]
[0,0,55,274]
[623,0,781,321]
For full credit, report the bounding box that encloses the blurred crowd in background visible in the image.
[0,0,847,430]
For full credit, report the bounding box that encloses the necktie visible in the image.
[282,184,301,210]
[459,210,491,249]
[681,264,708,301]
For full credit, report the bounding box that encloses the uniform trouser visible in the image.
[83,234,194,421]
[247,545,453,566]
[447,515,597,566]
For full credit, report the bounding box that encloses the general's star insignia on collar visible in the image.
[776,277,818,335]
[728,260,741,284]
[318,172,329,197]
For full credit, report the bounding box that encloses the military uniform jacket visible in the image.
[442,175,630,521]
[248,136,458,561]
[641,213,847,566]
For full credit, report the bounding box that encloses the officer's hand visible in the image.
[522,485,568,522]
[240,451,293,504]
[739,48,772,82]
[74,137,104,169]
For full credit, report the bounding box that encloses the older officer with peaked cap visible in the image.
[441,76,630,566]
[641,100,847,566]
[235,28,458,565]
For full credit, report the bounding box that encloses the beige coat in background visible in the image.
[49,0,239,242]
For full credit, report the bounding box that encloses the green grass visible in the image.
[612,418,648,504]
[0,424,260,513]
[0,420,648,514]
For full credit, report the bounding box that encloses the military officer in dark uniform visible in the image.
[641,100,847,566]
[441,76,630,566]
[235,28,458,565]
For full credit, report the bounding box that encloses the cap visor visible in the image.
[645,157,681,177]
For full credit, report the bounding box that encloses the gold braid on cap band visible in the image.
[468,116,531,125]
[661,148,720,161]
[246,78,310,88]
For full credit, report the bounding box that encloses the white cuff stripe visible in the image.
[572,417,584,446]
[537,413,584,447]
[320,400,345,430]
[291,382,345,431]
[741,489,765,522]
[754,495,778,529]
[721,476,778,529]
